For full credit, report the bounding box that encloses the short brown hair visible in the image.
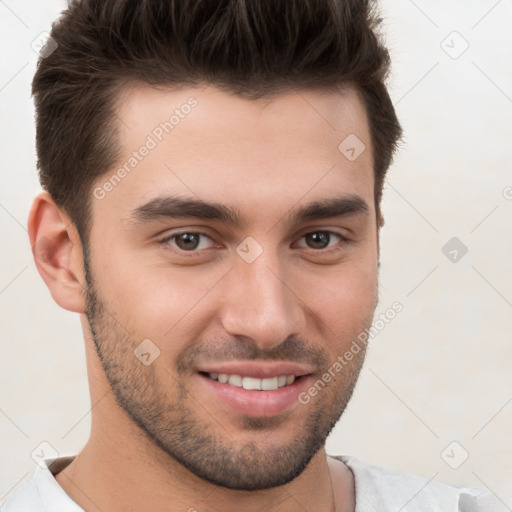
[32,0,402,248]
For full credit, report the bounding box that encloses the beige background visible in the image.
[1,0,511,507]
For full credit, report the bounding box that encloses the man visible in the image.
[1,0,491,510]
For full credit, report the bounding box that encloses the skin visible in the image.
[28,83,382,512]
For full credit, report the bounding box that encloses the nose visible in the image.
[219,250,306,351]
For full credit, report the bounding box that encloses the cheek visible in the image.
[293,255,378,345]
[95,253,225,344]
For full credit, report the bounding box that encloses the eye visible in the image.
[296,231,347,250]
[161,232,215,251]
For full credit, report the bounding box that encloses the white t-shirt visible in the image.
[1,454,494,511]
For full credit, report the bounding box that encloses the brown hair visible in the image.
[32,0,402,249]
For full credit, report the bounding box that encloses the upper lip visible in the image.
[196,361,313,379]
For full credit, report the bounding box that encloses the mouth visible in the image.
[200,372,297,390]
[196,362,313,417]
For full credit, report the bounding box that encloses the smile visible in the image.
[206,372,296,390]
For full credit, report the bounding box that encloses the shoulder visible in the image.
[1,456,82,512]
[332,455,495,512]
[1,476,41,512]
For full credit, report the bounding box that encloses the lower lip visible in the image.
[198,373,310,417]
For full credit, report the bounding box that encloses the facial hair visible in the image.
[83,253,371,490]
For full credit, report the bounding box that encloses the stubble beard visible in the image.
[83,257,370,490]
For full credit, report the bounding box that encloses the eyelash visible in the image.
[157,230,351,256]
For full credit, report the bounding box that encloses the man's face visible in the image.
[84,84,379,490]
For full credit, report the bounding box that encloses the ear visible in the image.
[28,191,87,313]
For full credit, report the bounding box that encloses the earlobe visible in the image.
[28,191,87,314]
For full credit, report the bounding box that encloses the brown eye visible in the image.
[162,232,215,252]
[175,233,201,250]
[303,231,335,249]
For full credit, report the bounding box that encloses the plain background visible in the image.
[1,0,511,508]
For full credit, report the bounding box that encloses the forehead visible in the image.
[93,83,374,225]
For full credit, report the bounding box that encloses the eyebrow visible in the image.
[128,193,369,227]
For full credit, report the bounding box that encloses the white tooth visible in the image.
[209,372,218,380]
[218,373,229,383]
[278,375,287,387]
[243,377,262,390]
[261,377,279,390]
[286,375,295,385]
[228,375,243,387]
